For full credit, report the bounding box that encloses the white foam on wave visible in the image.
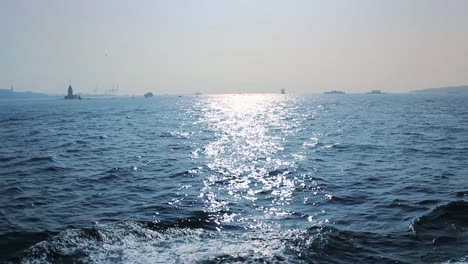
[21,222,313,264]
[439,256,468,264]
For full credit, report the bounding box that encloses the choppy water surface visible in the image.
[1,94,467,263]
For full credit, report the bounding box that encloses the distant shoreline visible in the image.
[2,85,468,99]
[410,85,468,94]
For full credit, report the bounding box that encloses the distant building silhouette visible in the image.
[64,85,80,99]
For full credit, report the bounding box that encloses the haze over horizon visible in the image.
[1,0,468,95]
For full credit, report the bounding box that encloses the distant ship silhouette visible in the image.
[324,90,345,94]
[366,90,386,94]
[144,92,154,98]
[64,85,81,99]
[281,88,286,94]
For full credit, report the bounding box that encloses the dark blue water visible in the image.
[1,94,467,263]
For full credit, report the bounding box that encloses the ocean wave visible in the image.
[27,156,55,163]
[18,221,306,264]
[0,231,55,263]
[33,165,68,173]
[440,256,468,264]
[0,156,16,162]
[7,203,468,263]
[0,117,30,123]
[15,222,417,264]
[410,200,468,240]
[455,191,468,198]
[96,170,134,181]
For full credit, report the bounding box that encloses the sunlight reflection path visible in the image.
[194,94,325,230]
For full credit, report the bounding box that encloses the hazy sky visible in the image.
[1,0,468,95]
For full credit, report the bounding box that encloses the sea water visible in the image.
[0,94,467,263]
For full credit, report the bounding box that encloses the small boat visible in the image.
[144,92,154,98]
[280,88,286,94]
